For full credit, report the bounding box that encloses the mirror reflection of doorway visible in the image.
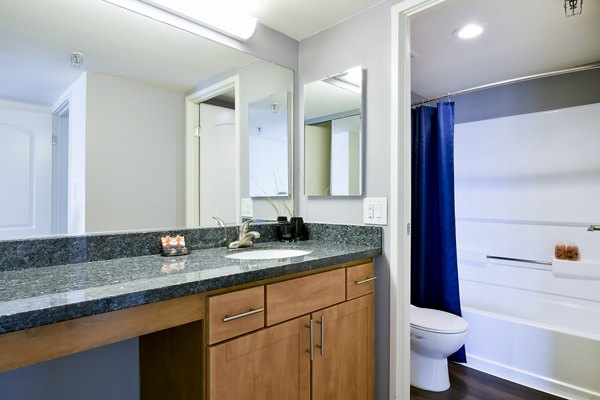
[185,76,240,228]
[198,94,236,227]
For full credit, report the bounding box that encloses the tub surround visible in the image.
[0,223,382,336]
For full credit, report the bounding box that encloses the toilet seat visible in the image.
[411,305,468,334]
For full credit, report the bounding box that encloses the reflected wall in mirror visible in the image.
[304,66,363,196]
[0,0,293,240]
[248,91,291,198]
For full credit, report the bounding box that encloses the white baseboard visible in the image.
[463,353,600,400]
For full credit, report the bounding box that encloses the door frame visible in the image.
[51,100,70,234]
[389,1,448,398]
[185,76,240,227]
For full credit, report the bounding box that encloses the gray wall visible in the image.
[0,339,139,400]
[453,68,600,123]
[298,1,401,398]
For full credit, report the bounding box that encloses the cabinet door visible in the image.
[208,315,311,400]
[312,294,374,400]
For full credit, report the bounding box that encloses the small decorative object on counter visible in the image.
[566,244,580,261]
[290,217,308,241]
[554,242,568,260]
[161,235,189,256]
[276,216,293,242]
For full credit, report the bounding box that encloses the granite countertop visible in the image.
[0,239,381,335]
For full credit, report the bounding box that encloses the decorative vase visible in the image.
[290,217,307,241]
[276,216,292,242]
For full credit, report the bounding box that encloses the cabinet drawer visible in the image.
[208,286,265,344]
[266,269,345,326]
[346,262,376,300]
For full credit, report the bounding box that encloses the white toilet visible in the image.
[410,304,469,392]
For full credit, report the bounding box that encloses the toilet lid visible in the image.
[410,305,468,333]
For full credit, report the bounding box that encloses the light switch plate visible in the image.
[241,198,253,218]
[363,197,387,225]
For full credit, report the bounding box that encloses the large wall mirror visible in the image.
[304,66,363,196]
[0,0,293,240]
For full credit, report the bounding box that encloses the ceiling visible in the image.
[5,0,598,108]
[0,0,259,106]
[230,0,385,41]
[0,0,383,107]
[411,0,600,99]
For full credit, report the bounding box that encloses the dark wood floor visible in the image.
[411,363,566,400]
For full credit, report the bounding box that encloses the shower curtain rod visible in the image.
[411,61,600,107]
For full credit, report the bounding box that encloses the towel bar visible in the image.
[486,255,552,266]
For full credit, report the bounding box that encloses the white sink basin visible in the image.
[224,249,312,260]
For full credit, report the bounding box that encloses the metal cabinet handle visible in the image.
[315,316,324,356]
[223,307,264,322]
[305,319,314,361]
[354,276,377,285]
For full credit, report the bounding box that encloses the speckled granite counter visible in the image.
[0,224,382,335]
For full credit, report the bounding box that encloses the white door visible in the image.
[0,107,53,239]
[199,103,236,227]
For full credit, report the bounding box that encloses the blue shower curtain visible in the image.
[411,101,466,363]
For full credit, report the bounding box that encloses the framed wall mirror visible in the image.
[0,0,293,240]
[248,91,291,198]
[304,66,363,196]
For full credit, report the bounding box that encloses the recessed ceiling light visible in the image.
[455,24,483,39]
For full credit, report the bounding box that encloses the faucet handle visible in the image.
[240,219,254,236]
[212,216,226,228]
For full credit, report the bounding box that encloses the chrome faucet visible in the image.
[228,219,261,249]
[212,216,229,247]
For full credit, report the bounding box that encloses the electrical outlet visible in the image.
[241,198,253,218]
[363,197,387,225]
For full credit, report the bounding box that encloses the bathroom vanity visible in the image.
[0,224,381,399]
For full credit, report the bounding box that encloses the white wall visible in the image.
[298,2,399,398]
[85,72,186,232]
[455,102,600,300]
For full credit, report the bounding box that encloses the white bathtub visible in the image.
[460,280,600,400]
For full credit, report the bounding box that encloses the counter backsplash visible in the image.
[0,223,382,272]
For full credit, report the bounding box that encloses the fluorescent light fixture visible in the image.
[338,66,362,88]
[104,0,257,42]
[455,24,483,39]
[324,66,362,94]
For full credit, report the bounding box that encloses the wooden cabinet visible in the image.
[206,260,375,400]
[208,316,310,400]
[312,294,375,400]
